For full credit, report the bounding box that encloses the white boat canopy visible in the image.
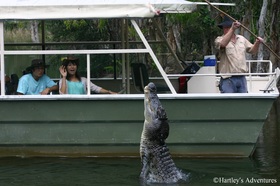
[0,0,199,20]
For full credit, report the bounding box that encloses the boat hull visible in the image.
[0,94,276,157]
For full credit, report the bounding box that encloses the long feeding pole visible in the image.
[204,0,280,61]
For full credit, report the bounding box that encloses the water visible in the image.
[0,100,279,186]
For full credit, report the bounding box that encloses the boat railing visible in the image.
[165,60,279,93]
[1,52,278,95]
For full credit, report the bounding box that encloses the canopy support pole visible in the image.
[86,54,91,95]
[131,19,177,94]
[125,19,130,94]
[0,21,4,96]
[121,19,128,94]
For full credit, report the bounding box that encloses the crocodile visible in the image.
[139,82,188,184]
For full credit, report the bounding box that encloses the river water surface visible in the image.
[0,99,279,186]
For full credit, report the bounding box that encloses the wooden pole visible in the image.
[204,0,280,61]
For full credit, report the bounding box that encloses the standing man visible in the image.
[215,16,263,93]
[17,59,58,95]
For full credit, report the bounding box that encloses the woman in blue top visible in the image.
[59,57,116,95]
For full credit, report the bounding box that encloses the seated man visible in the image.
[17,59,58,95]
[0,70,11,94]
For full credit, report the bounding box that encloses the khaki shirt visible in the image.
[215,35,253,78]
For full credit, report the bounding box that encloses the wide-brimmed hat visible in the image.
[218,16,233,29]
[62,56,79,67]
[28,59,49,69]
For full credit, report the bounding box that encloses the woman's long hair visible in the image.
[62,57,81,81]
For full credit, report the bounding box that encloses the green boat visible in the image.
[0,0,279,158]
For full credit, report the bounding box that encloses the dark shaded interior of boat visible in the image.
[131,63,170,93]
